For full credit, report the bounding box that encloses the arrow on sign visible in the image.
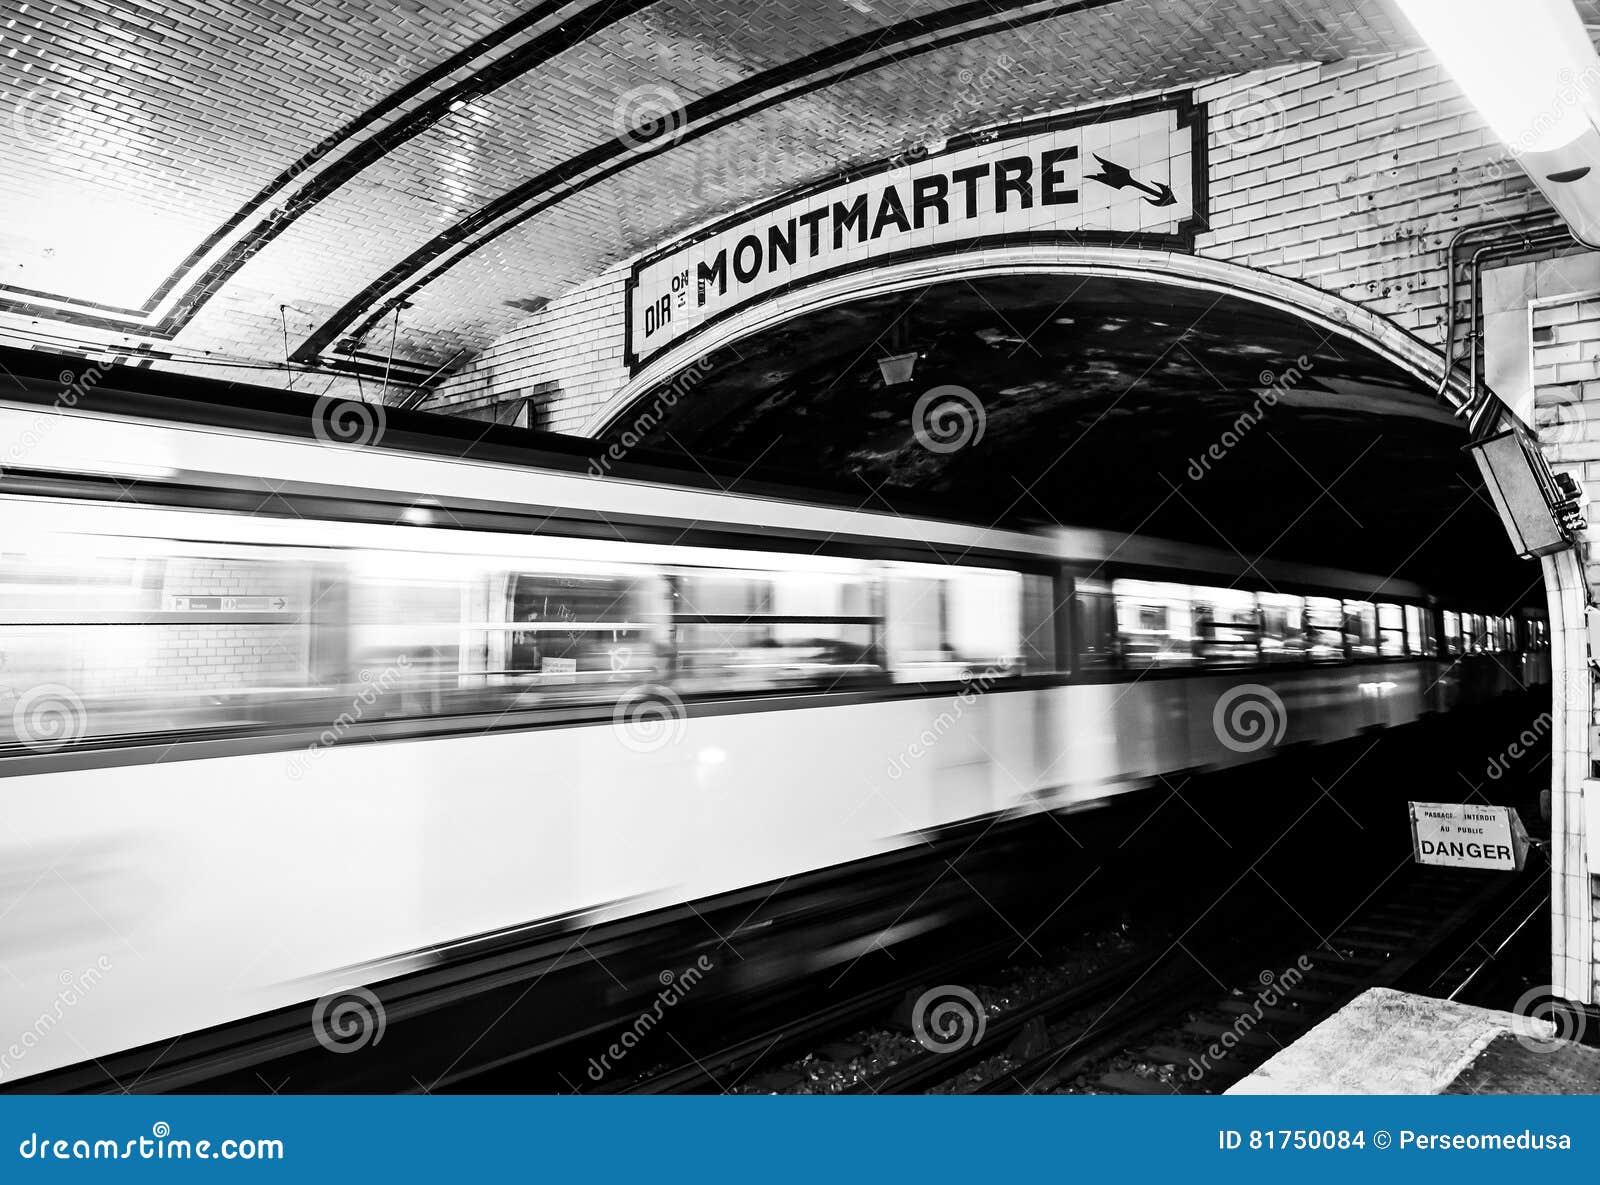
[1085,154,1176,207]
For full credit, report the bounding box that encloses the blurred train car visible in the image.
[0,385,1547,1088]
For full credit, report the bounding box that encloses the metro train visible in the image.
[0,381,1547,1088]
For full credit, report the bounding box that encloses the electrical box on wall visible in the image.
[1468,430,1576,558]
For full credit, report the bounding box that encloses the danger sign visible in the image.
[1409,801,1531,871]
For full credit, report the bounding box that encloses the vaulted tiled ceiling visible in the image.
[0,0,1448,394]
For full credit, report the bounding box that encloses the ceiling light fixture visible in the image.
[1394,0,1600,243]
[877,351,918,385]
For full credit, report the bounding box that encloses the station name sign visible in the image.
[1408,801,1531,871]
[625,96,1205,371]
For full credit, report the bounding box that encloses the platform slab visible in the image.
[1227,988,1555,1095]
[1445,1031,1600,1094]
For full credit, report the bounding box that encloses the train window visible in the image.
[676,567,881,691]
[0,538,329,746]
[1306,597,1345,662]
[0,514,1069,755]
[1112,579,1196,668]
[1073,576,1118,669]
[1463,612,1485,653]
[347,559,478,716]
[947,568,1023,674]
[1191,586,1260,666]
[1403,605,1422,656]
[883,565,1027,681]
[1258,593,1307,662]
[1443,610,1462,656]
[1019,573,1058,674]
[506,570,668,692]
[1342,600,1378,658]
[1377,603,1406,657]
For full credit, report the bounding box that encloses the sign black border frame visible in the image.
[623,90,1209,374]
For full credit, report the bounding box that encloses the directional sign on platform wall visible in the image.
[1408,801,1531,872]
[625,94,1207,372]
[166,595,290,612]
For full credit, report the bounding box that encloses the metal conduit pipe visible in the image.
[1436,214,1567,402]
[1465,231,1568,398]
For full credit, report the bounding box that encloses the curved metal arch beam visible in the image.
[584,245,1476,437]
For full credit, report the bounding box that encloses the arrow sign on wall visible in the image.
[1085,154,1176,207]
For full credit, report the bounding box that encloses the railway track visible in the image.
[577,733,1550,1098]
[600,932,1032,1095]
[969,859,1547,1095]
[612,847,1546,1096]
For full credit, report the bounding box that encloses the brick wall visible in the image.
[420,48,1549,428]
[1195,57,1543,343]
[421,271,629,434]
[1478,255,1600,1003]
[0,556,311,740]
[1487,257,1600,583]
[149,559,310,692]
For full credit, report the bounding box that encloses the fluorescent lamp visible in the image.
[1395,0,1600,151]
[1396,0,1600,244]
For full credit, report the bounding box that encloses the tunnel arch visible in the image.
[586,246,1473,437]
[587,244,1592,1001]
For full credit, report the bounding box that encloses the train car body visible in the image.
[0,394,1547,1087]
